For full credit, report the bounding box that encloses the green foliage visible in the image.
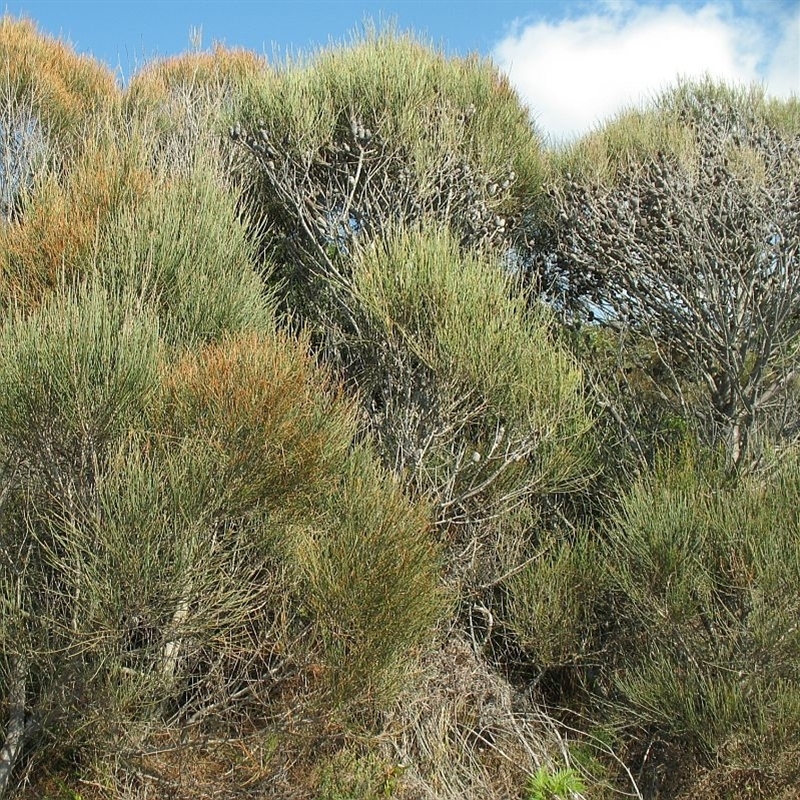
[98,167,273,347]
[0,289,164,774]
[526,765,586,800]
[237,26,541,198]
[296,446,445,710]
[0,285,422,788]
[604,450,800,763]
[51,781,84,800]
[567,726,616,786]
[316,747,403,799]
[3,19,798,800]
[562,322,702,480]
[229,26,547,339]
[355,227,576,423]
[0,284,159,461]
[549,105,695,186]
[350,225,593,521]
[503,529,605,672]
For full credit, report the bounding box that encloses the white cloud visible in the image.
[493,1,800,143]
[764,4,800,97]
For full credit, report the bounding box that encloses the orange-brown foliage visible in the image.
[0,136,154,310]
[162,332,354,513]
[0,17,133,310]
[126,45,265,109]
[0,15,118,141]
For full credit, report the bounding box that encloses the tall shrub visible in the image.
[542,81,800,468]
[349,225,593,526]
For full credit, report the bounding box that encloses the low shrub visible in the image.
[502,529,606,675]
[296,446,446,712]
[604,450,800,777]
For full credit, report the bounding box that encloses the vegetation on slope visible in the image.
[0,16,798,800]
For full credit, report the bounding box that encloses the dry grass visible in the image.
[12,635,592,800]
[384,633,580,800]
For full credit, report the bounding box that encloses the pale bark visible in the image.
[0,657,31,800]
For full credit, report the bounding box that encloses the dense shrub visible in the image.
[0,288,163,790]
[0,134,153,308]
[297,447,445,711]
[1,16,797,800]
[98,168,272,347]
[603,451,800,785]
[349,225,593,525]
[156,330,356,515]
[0,291,442,790]
[502,528,605,674]
[230,28,545,328]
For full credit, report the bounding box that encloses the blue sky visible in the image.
[3,1,552,69]
[3,0,799,141]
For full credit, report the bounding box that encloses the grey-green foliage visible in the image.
[503,529,605,672]
[154,339,444,717]
[0,433,302,771]
[56,440,300,728]
[0,287,162,779]
[226,29,585,528]
[349,226,593,523]
[98,167,273,348]
[604,451,800,761]
[0,284,160,464]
